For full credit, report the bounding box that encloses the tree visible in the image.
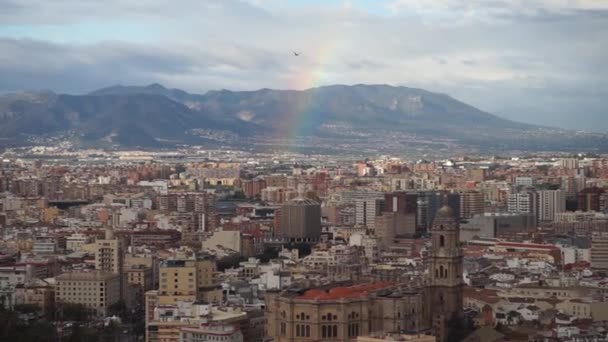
[58,303,91,322]
[13,303,41,314]
[447,313,475,342]
[107,300,128,320]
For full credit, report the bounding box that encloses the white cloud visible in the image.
[0,0,606,129]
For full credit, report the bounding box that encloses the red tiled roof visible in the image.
[297,282,394,300]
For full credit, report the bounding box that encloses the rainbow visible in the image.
[278,34,343,148]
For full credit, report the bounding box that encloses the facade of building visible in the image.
[355,198,384,230]
[578,187,606,212]
[591,231,608,271]
[55,271,121,317]
[507,191,538,219]
[538,190,566,222]
[459,191,484,219]
[280,198,321,241]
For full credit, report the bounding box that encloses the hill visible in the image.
[0,83,605,153]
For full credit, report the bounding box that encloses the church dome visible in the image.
[436,205,454,218]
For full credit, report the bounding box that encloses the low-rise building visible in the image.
[55,271,121,317]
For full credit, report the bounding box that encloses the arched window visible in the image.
[322,325,327,338]
[332,325,338,337]
[305,325,310,337]
[435,268,439,278]
[440,235,445,247]
[439,265,444,278]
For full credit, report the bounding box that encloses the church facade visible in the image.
[265,205,463,342]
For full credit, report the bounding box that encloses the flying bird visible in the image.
[293,51,301,56]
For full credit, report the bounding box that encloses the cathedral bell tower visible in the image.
[427,204,463,342]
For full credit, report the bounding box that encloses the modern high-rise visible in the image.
[578,187,606,212]
[280,198,321,241]
[355,198,384,229]
[538,190,566,222]
[507,191,538,225]
[508,191,536,213]
[383,192,417,216]
[458,191,484,219]
[591,232,608,271]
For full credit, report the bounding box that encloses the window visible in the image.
[440,235,445,247]
[322,325,338,339]
[280,322,286,336]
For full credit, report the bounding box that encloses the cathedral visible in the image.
[265,205,464,342]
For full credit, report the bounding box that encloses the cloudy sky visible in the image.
[1,0,607,130]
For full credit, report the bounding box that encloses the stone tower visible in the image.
[427,204,463,341]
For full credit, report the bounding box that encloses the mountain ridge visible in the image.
[0,83,605,153]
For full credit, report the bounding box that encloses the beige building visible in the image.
[499,285,599,300]
[146,254,223,341]
[125,264,153,308]
[591,231,608,271]
[95,227,123,274]
[55,271,121,317]
[14,282,55,316]
[556,299,608,321]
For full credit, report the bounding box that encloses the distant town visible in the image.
[1,146,608,342]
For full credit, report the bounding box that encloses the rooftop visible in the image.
[56,270,119,281]
[293,282,395,301]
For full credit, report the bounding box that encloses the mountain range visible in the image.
[0,83,606,154]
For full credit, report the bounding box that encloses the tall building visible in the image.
[383,192,417,216]
[601,193,608,214]
[507,191,538,225]
[508,191,537,213]
[458,191,484,219]
[95,226,124,299]
[375,212,417,249]
[158,192,216,232]
[538,190,566,222]
[355,198,384,229]
[591,232,608,271]
[95,227,122,274]
[280,198,321,242]
[578,187,606,212]
[427,205,464,342]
